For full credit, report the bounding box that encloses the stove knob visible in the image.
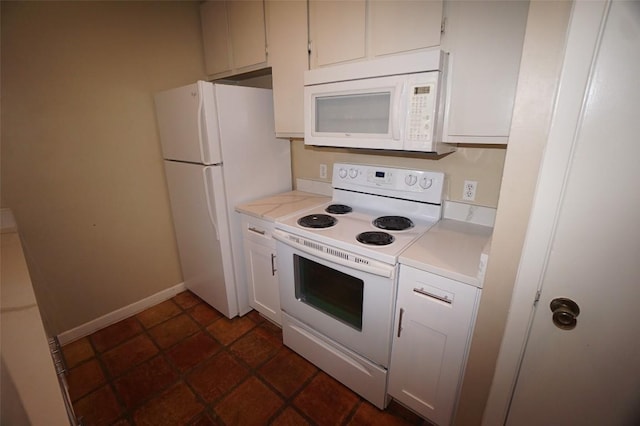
[349,168,358,178]
[419,177,433,189]
[405,174,418,186]
[338,168,348,178]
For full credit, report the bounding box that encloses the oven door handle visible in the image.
[273,231,395,278]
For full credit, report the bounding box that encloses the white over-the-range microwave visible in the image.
[304,49,455,154]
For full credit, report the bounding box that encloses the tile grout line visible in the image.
[64,291,428,426]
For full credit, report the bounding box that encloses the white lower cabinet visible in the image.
[240,215,281,325]
[389,264,481,426]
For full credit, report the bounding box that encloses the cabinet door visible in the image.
[309,0,366,68]
[200,1,232,75]
[244,239,281,325]
[389,265,480,426]
[371,0,443,57]
[228,0,267,70]
[266,0,307,137]
[241,216,281,325]
[442,1,529,143]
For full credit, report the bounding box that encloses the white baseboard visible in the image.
[56,282,187,345]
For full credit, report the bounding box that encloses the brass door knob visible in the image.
[550,298,580,330]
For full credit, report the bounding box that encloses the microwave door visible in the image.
[304,77,404,150]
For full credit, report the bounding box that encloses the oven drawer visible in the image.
[282,313,389,409]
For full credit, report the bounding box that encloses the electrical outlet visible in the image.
[319,164,328,179]
[463,180,477,201]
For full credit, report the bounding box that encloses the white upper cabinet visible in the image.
[200,1,231,76]
[370,0,443,57]
[266,0,308,137]
[200,0,268,78]
[441,1,529,143]
[309,0,367,68]
[309,0,443,69]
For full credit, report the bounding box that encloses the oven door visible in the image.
[275,239,397,368]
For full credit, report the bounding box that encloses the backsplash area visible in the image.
[290,140,506,208]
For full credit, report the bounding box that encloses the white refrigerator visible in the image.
[154,81,291,318]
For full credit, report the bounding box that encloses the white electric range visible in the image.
[273,163,446,408]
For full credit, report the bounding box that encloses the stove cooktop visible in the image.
[275,201,437,265]
[274,163,446,265]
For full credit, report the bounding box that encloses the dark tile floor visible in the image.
[62,291,432,426]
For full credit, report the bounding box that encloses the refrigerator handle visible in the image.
[196,82,209,164]
[202,167,220,241]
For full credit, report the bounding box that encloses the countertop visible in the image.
[1,209,70,425]
[400,219,493,288]
[235,190,330,222]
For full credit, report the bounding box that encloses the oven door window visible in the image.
[293,254,364,331]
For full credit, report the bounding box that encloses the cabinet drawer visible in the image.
[241,215,275,247]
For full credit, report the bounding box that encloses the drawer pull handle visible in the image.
[413,287,452,304]
[397,308,405,338]
[248,226,266,235]
[271,253,277,276]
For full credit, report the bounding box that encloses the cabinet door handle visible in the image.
[397,308,405,338]
[270,253,277,276]
[413,287,453,304]
[248,226,266,235]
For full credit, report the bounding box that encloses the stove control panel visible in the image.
[333,163,445,204]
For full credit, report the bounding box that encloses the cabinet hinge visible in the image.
[308,41,312,55]
[533,289,541,306]
[441,17,447,34]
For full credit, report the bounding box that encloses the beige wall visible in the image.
[1,1,205,335]
[292,142,507,208]
[454,1,573,424]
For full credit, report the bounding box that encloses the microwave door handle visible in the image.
[391,82,405,141]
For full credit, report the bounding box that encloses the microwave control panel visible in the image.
[406,84,437,143]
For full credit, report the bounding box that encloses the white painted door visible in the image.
[504,1,640,424]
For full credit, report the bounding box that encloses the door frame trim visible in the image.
[482,1,611,424]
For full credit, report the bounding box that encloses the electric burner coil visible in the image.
[356,231,395,246]
[297,214,337,229]
[372,216,414,231]
[325,204,353,214]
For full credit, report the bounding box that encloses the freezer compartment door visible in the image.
[154,81,222,165]
[163,160,237,317]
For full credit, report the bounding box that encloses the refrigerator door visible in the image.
[163,160,238,318]
[213,84,292,317]
[154,81,222,165]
